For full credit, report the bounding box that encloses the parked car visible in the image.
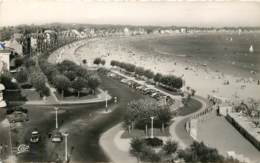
[120,78,129,84]
[30,129,41,143]
[136,85,145,91]
[132,82,141,89]
[7,111,29,123]
[51,130,63,143]
[143,89,155,95]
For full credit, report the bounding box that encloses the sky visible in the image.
[0,0,260,27]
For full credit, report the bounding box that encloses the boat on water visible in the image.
[249,45,254,53]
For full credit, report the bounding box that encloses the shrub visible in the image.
[130,138,161,162]
[162,140,178,155]
[24,58,36,68]
[145,137,163,147]
[178,141,224,163]
[15,69,28,83]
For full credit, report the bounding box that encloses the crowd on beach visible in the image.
[72,36,260,104]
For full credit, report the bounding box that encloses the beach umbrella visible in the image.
[0,100,7,108]
[0,83,5,91]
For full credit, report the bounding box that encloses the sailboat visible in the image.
[249,45,254,53]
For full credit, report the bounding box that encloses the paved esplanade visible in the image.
[197,112,260,162]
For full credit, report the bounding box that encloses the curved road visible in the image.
[15,74,146,162]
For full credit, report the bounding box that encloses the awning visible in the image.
[0,100,7,107]
[0,83,5,91]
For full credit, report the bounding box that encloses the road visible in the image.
[0,74,145,162]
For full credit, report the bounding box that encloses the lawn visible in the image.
[54,89,100,101]
[177,98,202,116]
[3,89,41,102]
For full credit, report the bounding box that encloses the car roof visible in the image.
[32,131,39,134]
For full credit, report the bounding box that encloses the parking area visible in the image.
[106,70,181,106]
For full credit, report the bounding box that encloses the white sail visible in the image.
[249,45,254,53]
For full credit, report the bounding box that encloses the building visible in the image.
[0,49,11,72]
[4,39,23,55]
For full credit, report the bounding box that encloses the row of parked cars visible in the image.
[108,72,174,104]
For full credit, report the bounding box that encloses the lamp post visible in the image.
[150,116,154,138]
[63,132,69,162]
[105,91,108,112]
[54,107,59,129]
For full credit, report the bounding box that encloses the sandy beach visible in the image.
[76,35,260,102]
[51,34,260,103]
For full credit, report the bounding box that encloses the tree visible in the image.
[87,75,101,94]
[101,59,106,66]
[124,99,173,129]
[64,71,77,81]
[162,140,178,155]
[93,57,102,65]
[144,69,154,79]
[82,59,87,64]
[178,141,224,163]
[71,77,87,97]
[15,69,28,83]
[154,73,162,83]
[52,75,70,98]
[157,106,172,130]
[135,67,145,76]
[57,60,77,73]
[14,57,24,68]
[110,60,117,67]
[24,58,36,68]
[30,71,46,91]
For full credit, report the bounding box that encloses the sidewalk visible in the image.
[99,123,138,163]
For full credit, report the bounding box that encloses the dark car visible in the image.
[30,129,41,143]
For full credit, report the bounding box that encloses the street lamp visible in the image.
[63,132,69,162]
[105,91,108,112]
[54,107,59,129]
[150,116,154,138]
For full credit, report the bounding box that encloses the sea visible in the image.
[125,32,260,80]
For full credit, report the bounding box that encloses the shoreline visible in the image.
[74,35,260,102]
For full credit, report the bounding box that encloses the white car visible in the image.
[51,130,63,143]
